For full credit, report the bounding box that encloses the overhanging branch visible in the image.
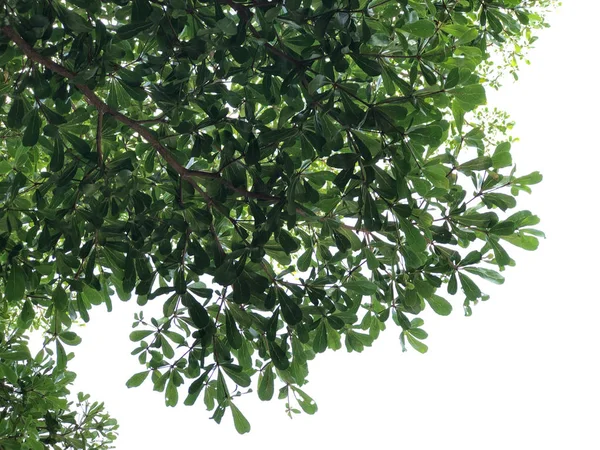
[0,25,280,203]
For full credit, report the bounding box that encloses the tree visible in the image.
[0,0,554,444]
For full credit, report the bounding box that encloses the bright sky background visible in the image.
[68,2,600,448]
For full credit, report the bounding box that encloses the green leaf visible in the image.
[230,402,251,434]
[454,212,499,229]
[458,272,481,300]
[63,132,91,155]
[459,156,492,172]
[126,371,149,388]
[267,340,289,370]
[187,298,210,329]
[0,350,30,361]
[165,378,178,407]
[7,97,26,128]
[448,272,458,295]
[308,74,329,94]
[5,265,26,303]
[492,142,512,168]
[514,171,543,185]
[400,219,427,252]
[292,386,318,414]
[345,280,378,296]
[363,191,382,231]
[221,364,251,387]
[117,20,154,39]
[277,229,300,254]
[50,138,65,172]
[130,330,153,341]
[351,54,382,76]
[406,333,428,353]
[425,294,452,316]
[19,299,35,327]
[422,164,450,189]
[501,232,539,251]
[490,221,516,236]
[225,309,243,350]
[452,85,486,111]
[258,364,275,401]
[488,237,511,267]
[52,286,69,312]
[297,249,312,272]
[22,110,41,147]
[59,331,82,346]
[213,259,240,286]
[313,320,328,353]
[327,152,359,169]
[403,20,436,38]
[279,292,303,325]
[460,251,482,266]
[464,267,505,284]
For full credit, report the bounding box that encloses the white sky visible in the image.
[68,2,600,448]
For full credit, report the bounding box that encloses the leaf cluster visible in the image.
[0,0,549,439]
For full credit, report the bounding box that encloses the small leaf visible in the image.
[351,54,382,76]
[464,267,505,285]
[19,299,35,327]
[313,320,328,353]
[514,171,543,186]
[327,152,359,169]
[460,251,482,266]
[405,333,428,353]
[308,74,329,94]
[230,402,251,434]
[126,371,149,388]
[52,286,69,312]
[403,19,436,38]
[221,364,251,387]
[345,280,378,296]
[459,156,492,172]
[117,20,154,39]
[188,298,210,329]
[279,292,303,325]
[267,340,289,370]
[425,294,452,316]
[258,364,275,401]
[297,249,312,272]
[7,97,26,128]
[225,310,243,349]
[458,272,481,300]
[452,85,486,111]
[130,330,153,341]
[58,331,82,346]
[22,110,41,147]
[6,265,26,303]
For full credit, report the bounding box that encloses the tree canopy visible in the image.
[0,0,553,445]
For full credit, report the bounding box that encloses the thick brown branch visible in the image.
[1,26,280,203]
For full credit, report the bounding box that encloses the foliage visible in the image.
[0,0,553,443]
[0,304,118,449]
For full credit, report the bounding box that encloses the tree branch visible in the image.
[0,25,280,203]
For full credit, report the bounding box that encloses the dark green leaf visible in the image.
[458,272,481,300]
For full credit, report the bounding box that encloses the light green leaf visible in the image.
[230,402,251,434]
[345,280,378,296]
[403,20,436,37]
[452,85,486,111]
[425,294,453,316]
[126,371,150,388]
